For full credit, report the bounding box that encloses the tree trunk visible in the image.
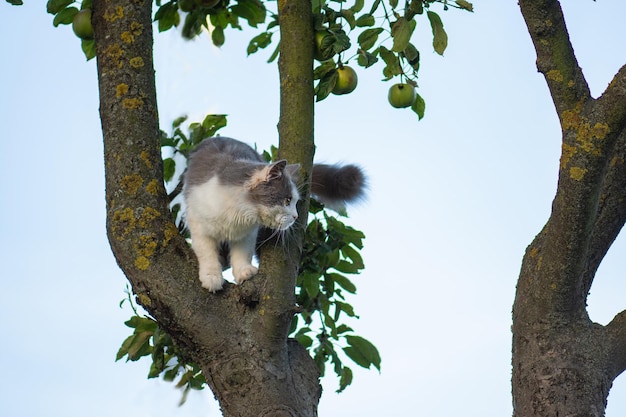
[92,0,321,416]
[513,1,626,415]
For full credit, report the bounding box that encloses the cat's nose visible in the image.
[292,214,298,220]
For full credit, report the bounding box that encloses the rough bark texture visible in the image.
[92,0,321,416]
[513,1,626,416]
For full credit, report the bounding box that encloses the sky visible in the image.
[1,1,625,416]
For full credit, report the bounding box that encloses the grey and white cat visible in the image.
[183,137,365,292]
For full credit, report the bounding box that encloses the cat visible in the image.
[183,137,365,292]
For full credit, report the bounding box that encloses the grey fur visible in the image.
[184,137,265,188]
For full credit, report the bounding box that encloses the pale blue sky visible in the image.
[1,1,625,416]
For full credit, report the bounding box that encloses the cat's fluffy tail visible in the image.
[310,164,366,211]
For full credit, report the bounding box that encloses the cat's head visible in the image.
[245,160,300,230]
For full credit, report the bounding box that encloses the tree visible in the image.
[512,0,626,415]
[6,0,624,415]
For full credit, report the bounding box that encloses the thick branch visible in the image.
[515,1,625,320]
[93,1,321,415]
[581,127,626,294]
[258,0,316,318]
[518,0,590,114]
[606,310,626,379]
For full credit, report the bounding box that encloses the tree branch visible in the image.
[581,127,626,295]
[518,0,590,115]
[606,309,626,379]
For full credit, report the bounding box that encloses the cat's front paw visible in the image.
[233,265,259,285]
[199,272,225,293]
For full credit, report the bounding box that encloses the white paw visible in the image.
[233,265,259,285]
[199,273,224,293]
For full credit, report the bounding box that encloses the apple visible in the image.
[332,65,358,95]
[314,30,335,62]
[72,9,94,40]
[388,83,416,108]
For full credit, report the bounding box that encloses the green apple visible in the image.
[332,65,358,95]
[72,9,94,40]
[388,83,416,108]
[314,30,335,62]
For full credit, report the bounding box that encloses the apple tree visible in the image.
[27,0,472,415]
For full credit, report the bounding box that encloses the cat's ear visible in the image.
[285,163,301,183]
[267,160,288,181]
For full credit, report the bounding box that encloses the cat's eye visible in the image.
[284,197,292,206]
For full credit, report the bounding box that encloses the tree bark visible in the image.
[92,0,321,416]
[513,1,626,415]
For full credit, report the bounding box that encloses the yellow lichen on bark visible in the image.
[163,223,179,248]
[121,174,143,196]
[138,207,162,228]
[122,97,144,109]
[569,166,587,181]
[135,255,150,270]
[104,5,124,22]
[116,83,129,98]
[112,207,136,239]
[130,21,143,36]
[121,31,135,44]
[145,179,160,195]
[547,69,563,82]
[140,150,153,168]
[560,142,577,170]
[137,233,158,258]
[104,44,125,69]
[129,57,144,68]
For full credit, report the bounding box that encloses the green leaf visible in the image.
[127,331,153,360]
[46,0,72,14]
[296,333,314,348]
[455,0,474,12]
[356,50,378,68]
[403,43,420,72]
[163,158,176,182]
[6,0,24,5]
[334,259,360,274]
[337,366,353,392]
[427,11,448,55]
[341,244,364,270]
[172,115,188,128]
[247,31,272,55]
[411,92,426,120]
[52,6,78,27]
[391,17,416,52]
[369,0,382,14]
[266,41,280,63]
[344,335,381,370]
[81,39,96,61]
[351,0,365,13]
[303,273,320,298]
[355,13,375,27]
[231,0,266,28]
[327,272,357,294]
[201,114,227,137]
[155,2,180,32]
[357,27,383,52]
[125,316,158,332]
[315,69,338,102]
[116,335,135,361]
[182,9,206,39]
[340,9,356,30]
[379,46,402,80]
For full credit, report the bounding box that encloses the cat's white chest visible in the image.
[186,177,258,242]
